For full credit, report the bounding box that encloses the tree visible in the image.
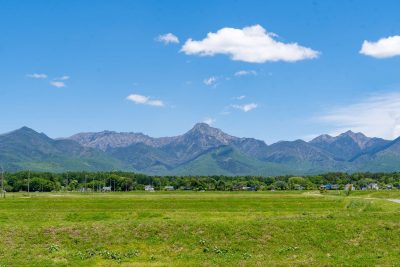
[288,176,307,189]
[216,180,226,191]
[273,181,288,190]
[68,180,79,191]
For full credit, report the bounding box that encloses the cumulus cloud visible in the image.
[156,33,179,44]
[360,35,400,58]
[203,117,216,125]
[235,95,246,100]
[27,73,47,79]
[50,81,66,88]
[234,70,257,76]
[231,103,258,112]
[126,94,164,107]
[203,76,218,86]
[181,25,319,63]
[318,92,400,139]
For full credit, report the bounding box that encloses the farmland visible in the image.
[0,191,400,266]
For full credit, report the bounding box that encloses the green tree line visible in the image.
[1,171,400,192]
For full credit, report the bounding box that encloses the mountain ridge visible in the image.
[1,123,400,175]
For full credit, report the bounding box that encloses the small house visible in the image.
[344,184,355,191]
[325,184,333,190]
[367,183,379,190]
[102,186,111,192]
[241,186,255,191]
[164,186,174,191]
[145,185,155,192]
[323,184,339,190]
[294,185,305,190]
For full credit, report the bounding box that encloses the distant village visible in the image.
[1,171,400,193]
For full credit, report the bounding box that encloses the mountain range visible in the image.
[1,123,400,175]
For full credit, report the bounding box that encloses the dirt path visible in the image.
[302,191,400,204]
[387,199,400,204]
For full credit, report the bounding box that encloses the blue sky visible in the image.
[1,0,400,143]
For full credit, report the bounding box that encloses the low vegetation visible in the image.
[0,191,400,266]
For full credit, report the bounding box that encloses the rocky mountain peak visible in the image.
[4,126,50,141]
[185,123,237,144]
[339,130,370,149]
[191,122,211,131]
[310,134,334,144]
[13,126,39,135]
[0,125,398,174]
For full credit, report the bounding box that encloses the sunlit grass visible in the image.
[0,191,399,266]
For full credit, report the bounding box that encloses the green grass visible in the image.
[1,191,400,266]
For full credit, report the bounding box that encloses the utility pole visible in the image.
[1,166,5,198]
[27,170,30,195]
[92,176,95,193]
[66,172,69,192]
[84,175,87,193]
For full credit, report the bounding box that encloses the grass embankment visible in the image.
[0,191,400,266]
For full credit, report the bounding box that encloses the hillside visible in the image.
[0,127,126,172]
[1,123,400,174]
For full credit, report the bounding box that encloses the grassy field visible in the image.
[0,191,400,266]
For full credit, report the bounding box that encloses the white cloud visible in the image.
[156,33,179,44]
[235,95,246,100]
[234,70,257,76]
[360,35,400,58]
[126,94,164,107]
[231,103,258,112]
[50,81,66,88]
[318,92,400,139]
[55,75,70,81]
[27,73,47,79]
[203,76,218,86]
[203,117,216,125]
[181,25,319,63]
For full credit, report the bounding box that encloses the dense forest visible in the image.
[1,171,400,192]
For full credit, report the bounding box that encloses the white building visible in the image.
[367,183,379,190]
[344,184,355,191]
[102,186,111,192]
[145,185,155,192]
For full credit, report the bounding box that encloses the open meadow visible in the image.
[0,191,400,266]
